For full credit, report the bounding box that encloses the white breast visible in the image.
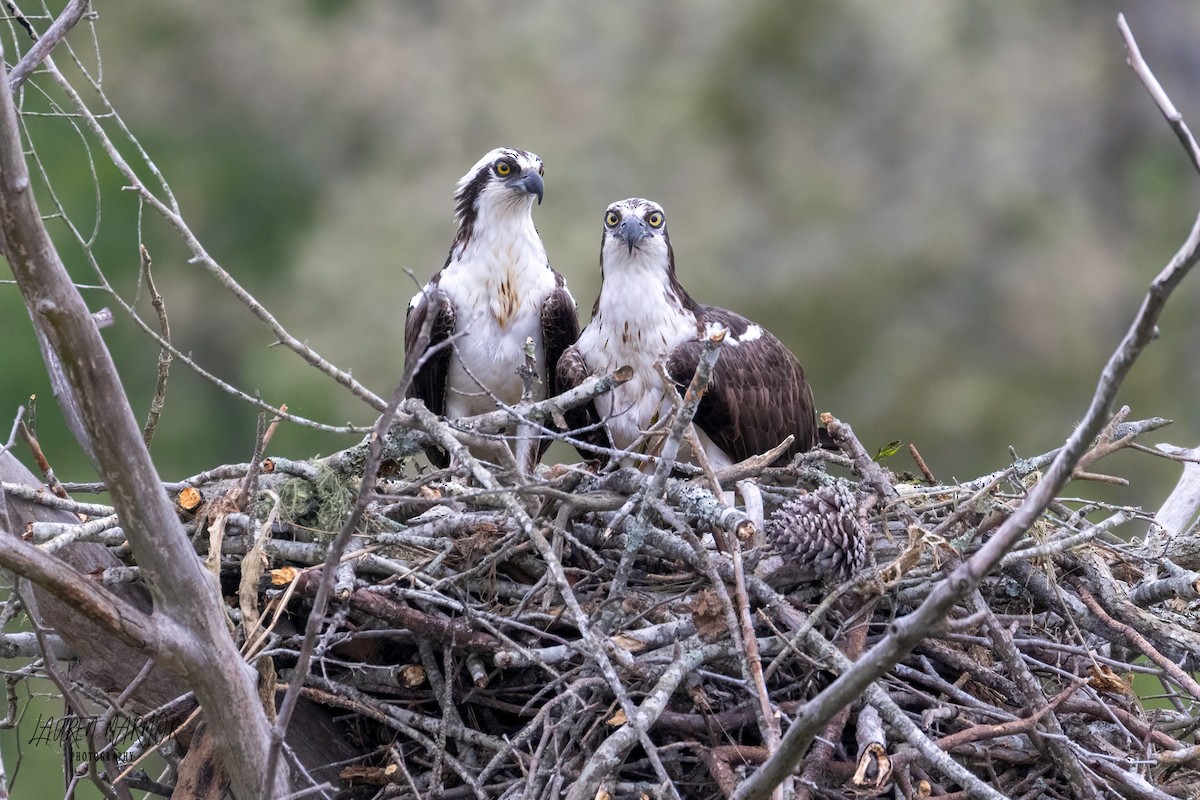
[576,265,697,455]
[417,213,557,419]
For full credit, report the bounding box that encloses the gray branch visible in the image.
[0,45,286,800]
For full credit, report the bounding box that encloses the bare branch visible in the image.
[570,638,721,796]
[1119,13,1200,175]
[38,55,388,413]
[7,0,90,90]
[0,405,22,457]
[0,532,160,653]
[139,244,172,448]
[609,328,725,605]
[0,42,286,799]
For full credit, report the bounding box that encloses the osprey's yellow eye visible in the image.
[605,211,620,227]
[537,163,544,176]
[495,160,512,176]
[647,211,664,228]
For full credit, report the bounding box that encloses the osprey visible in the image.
[557,198,816,470]
[404,147,579,471]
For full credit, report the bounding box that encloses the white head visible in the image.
[452,147,545,244]
[592,197,696,319]
[601,197,680,276]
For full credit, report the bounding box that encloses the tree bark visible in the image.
[0,47,287,800]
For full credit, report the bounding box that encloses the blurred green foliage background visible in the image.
[3,1,1200,794]
[5,0,1200,505]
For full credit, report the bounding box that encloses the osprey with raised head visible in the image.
[557,198,816,469]
[404,147,579,472]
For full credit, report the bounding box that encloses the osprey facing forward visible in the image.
[557,198,816,469]
[405,148,579,471]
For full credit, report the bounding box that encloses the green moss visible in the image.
[271,464,355,539]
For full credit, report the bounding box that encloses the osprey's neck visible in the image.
[447,202,545,280]
[451,198,542,263]
[586,250,698,358]
[595,248,693,321]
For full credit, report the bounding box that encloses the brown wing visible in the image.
[555,344,612,460]
[540,274,581,397]
[404,286,456,467]
[538,276,582,459]
[666,306,816,465]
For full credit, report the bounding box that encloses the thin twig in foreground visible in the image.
[0,406,22,457]
[607,327,725,606]
[261,294,446,796]
[7,0,90,90]
[1119,13,1200,175]
[139,244,172,448]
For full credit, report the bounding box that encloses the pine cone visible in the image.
[764,483,865,583]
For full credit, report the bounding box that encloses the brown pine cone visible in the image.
[764,482,866,583]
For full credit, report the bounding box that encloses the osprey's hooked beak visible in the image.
[615,215,650,254]
[509,170,544,205]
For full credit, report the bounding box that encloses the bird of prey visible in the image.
[557,198,816,470]
[404,147,579,472]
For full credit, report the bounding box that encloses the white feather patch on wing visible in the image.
[736,324,763,343]
[714,322,763,347]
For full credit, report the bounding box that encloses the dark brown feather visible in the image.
[555,345,612,459]
[666,305,816,464]
[541,275,581,398]
[403,284,456,467]
[538,275,582,459]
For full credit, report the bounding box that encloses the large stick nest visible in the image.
[26,406,1200,800]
